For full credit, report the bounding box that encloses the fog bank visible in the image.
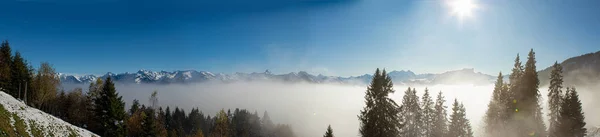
[63,82,599,137]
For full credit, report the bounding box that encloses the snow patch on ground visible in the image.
[0,91,97,137]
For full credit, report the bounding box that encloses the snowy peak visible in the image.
[59,69,496,85]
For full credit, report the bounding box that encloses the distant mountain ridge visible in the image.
[59,68,495,86]
[538,50,600,86]
[60,50,600,86]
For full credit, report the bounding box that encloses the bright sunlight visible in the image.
[447,0,479,21]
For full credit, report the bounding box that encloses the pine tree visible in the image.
[448,99,473,137]
[262,111,274,137]
[212,109,230,137]
[143,108,158,137]
[422,88,435,137]
[514,49,546,137]
[0,40,12,92]
[85,78,104,134]
[507,54,524,127]
[358,69,402,137]
[130,99,141,115]
[547,62,563,137]
[557,87,587,137]
[127,106,145,136]
[93,77,127,136]
[432,91,448,137]
[400,87,422,137]
[484,72,506,137]
[323,125,334,137]
[11,51,32,99]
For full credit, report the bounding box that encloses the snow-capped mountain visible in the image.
[59,68,495,85]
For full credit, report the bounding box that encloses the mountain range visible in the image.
[59,68,495,86]
[60,50,600,86]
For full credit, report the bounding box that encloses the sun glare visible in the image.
[447,0,478,21]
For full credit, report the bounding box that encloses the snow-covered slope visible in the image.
[59,68,496,86]
[0,91,97,137]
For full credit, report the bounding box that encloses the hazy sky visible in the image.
[1,0,599,76]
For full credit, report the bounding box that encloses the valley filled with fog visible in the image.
[62,82,600,137]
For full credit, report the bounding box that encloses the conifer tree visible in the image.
[507,54,524,125]
[85,78,104,134]
[127,106,145,137]
[448,99,473,137]
[0,40,12,91]
[432,91,448,137]
[400,87,422,137]
[262,111,274,136]
[93,77,127,136]
[422,88,435,137]
[11,51,32,99]
[358,69,402,137]
[130,99,141,115]
[323,125,334,137]
[514,49,546,137]
[143,108,158,137]
[212,109,230,137]
[557,87,587,137]
[547,62,563,137]
[484,72,505,136]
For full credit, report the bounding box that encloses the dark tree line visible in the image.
[484,49,587,137]
[357,68,473,137]
[0,40,296,137]
[51,77,297,137]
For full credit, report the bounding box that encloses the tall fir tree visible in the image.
[262,111,275,137]
[557,87,587,137]
[142,108,158,137]
[10,51,32,100]
[421,88,435,137]
[448,99,473,137]
[400,87,422,137]
[484,72,507,137]
[323,125,334,137]
[513,49,546,137]
[358,69,403,137]
[432,91,448,137]
[0,40,12,92]
[93,77,127,136]
[507,53,524,127]
[547,62,563,137]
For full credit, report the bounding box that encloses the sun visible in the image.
[447,0,479,21]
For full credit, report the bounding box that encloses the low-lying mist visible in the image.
[63,82,600,137]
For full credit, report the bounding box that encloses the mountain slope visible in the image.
[0,91,97,137]
[539,51,600,86]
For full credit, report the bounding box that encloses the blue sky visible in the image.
[1,0,599,76]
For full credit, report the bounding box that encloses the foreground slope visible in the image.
[0,91,97,137]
